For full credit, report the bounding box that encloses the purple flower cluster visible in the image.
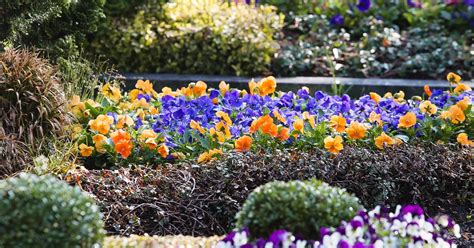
[149,88,472,141]
[217,205,461,248]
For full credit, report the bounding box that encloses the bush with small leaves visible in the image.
[235,179,362,240]
[0,173,105,247]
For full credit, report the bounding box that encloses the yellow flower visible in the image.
[149,106,159,115]
[92,134,107,153]
[453,83,472,94]
[235,135,252,152]
[212,98,219,104]
[456,133,471,146]
[273,109,287,124]
[258,76,277,96]
[79,144,94,157]
[292,118,305,133]
[215,121,232,139]
[374,132,395,149]
[161,87,178,97]
[132,98,149,109]
[329,114,347,133]
[101,83,121,102]
[346,121,367,140]
[303,112,315,129]
[248,80,258,95]
[71,124,83,139]
[447,72,461,84]
[69,95,85,117]
[324,135,344,154]
[116,115,134,129]
[419,101,437,115]
[447,105,465,124]
[219,81,230,96]
[197,149,222,164]
[369,111,383,126]
[398,112,417,128]
[145,138,157,150]
[136,79,156,96]
[190,120,206,134]
[88,115,114,134]
[456,96,471,111]
[216,111,233,125]
[370,92,382,104]
[157,144,169,158]
[129,89,141,101]
[210,128,226,143]
[197,152,212,164]
[140,129,158,141]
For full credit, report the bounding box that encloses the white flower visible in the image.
[452,224,461,238]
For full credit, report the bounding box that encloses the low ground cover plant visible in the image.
[218,204,462,247]
[0,173,105,247]
[69,73,473,168]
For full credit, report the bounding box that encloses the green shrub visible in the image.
[235,179,362,239]
[89,0,282,76]
[0,49,69,175]
[1,0,105,60]
[0,173,105,247]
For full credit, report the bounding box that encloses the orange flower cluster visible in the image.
[250,115,289,141]
[110,130,133,159]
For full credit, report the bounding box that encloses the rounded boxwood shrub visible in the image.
[235,179,362,239]
[0,173,105,247]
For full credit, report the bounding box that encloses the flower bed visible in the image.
[70,73,472,168]
[217,205,461,247]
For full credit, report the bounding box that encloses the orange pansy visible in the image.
[398,112,417,128]
[370,92,382,104]
[324,135,344,154]
[193,81,207,97]
[258,76,277,96]
[329,114,347,133]
[79,144,94,157]
[447,105,465,124]
[346,121,367,140]
[277,127,290,141]
[374,132,395,149]
[157,144,169,158]
[235,135,252,152]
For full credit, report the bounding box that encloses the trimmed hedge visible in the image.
[68,143,473,247]
[236,179,361,239]
[0,173,105,247]
[88,0,282,76]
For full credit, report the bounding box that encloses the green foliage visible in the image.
[235,179,362,239]
[1,0,106,60]
[89,0,282,76]
[0,49,69,175]
[274,15,473,79]
[0,173,105,247]
[261,0,472,30]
